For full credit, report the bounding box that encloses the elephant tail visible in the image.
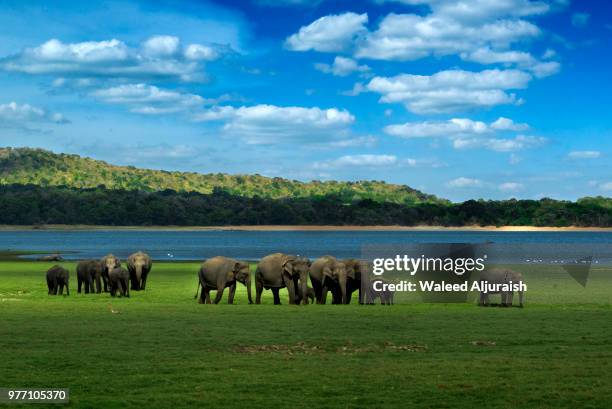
[194,274,202,299]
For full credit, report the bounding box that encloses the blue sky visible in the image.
[0,0,610,201]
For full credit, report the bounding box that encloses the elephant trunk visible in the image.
[300,271,309,305]
[339,276,347,304]
[134,265,142,290]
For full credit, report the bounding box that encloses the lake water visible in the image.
[2,230,612,264]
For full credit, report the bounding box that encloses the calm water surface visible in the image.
[1,230,612,263]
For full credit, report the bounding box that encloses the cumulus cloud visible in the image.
[193,104,355,144]
[0,36,222,82]
[568,150,601,159]
[0,101,69,125]
[600,182,612,192]
[91,84,206,115]
[314,56,370,77]
[366,69,531,114]
[447,177,483,188]
[385,117,540,152]
[288,1,561,80]
[284,12,368,52]
[460,47,560,78]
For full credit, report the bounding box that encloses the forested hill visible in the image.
[0,148,445,205]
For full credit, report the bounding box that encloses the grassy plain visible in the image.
[1,259,611,408]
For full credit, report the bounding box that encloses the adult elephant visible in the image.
[309,256,350,304]
[255,253,310,305]
[343,259,366,304]
[46,265,69,296]
[478,268,524,307]
[76,260,103,294]
[100,254,121,293]
[127,252,152,291]
[194,256,253,304]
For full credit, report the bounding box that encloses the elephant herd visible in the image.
[45,251,524,307]
[194,253,390,305]
[45,251,152,298]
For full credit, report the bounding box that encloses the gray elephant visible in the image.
[100,254,121,293]
[255,253,310,305]
[76,260,104,294]
[366,278,394,305]
[343,259,366,304]
[194,256,253,304]
[109,267,130,298]
[478,268,524,307]
[127,251,152,291]
[295,285,315,305]
[46,265,69,295]
[309,255,351,304]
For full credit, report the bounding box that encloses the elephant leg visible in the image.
[204,287,212,304]
[255,276,264,304]
[96,276,102,294]
[213,287,225,304]
[518,290,524,308]
[59,283,64,295]
[103,276,109,293]
[77,278,82,294]
[311,280,322,304]
[227,283,236,304]
[141,274,147,290]
[271,288,281,305]
[125,279,130,298]
[321,285,329,304]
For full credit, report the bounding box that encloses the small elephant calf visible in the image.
[295,286,315,304]
[366,279,394,305]
[46,265,69,296]
[109,267,130,298]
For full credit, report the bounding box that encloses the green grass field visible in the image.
[1,259,611,408]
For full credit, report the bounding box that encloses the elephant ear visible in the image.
[322,266,333,279]
[233,262,242,274]
[282,260,293,275]
[346,265,356,280]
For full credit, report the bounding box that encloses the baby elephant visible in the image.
[109,267,130,298]
[295,286,316,304]
[367,279,394,305]
[46,265,69,296]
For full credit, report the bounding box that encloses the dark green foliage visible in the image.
[0,184,611,226]
[0,147,443,205]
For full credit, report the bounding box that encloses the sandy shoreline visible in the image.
[0,224,610,232]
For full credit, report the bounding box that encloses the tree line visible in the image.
[0,184,610,227]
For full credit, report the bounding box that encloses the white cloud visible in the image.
[0,101,69,125]
[461,47,560,78]
[385,117,541,152]
[1,36,222,82]
[193,104,355,144]
[387,0,550,21]
[490,117,530,131]
[447,177,483,188]
[312,154,438,170]
[568,150,601,159]
[287,2,561,80]
[355,13,540,61]
[184,44,218,61]
[571,13,590,28]
[366,69,531,114]
[284,12,368,52]
[91,84,216,115]
[499,182,524,191]
[314,56,370,76]
[142,35,180,58]
[453,134,545,152]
